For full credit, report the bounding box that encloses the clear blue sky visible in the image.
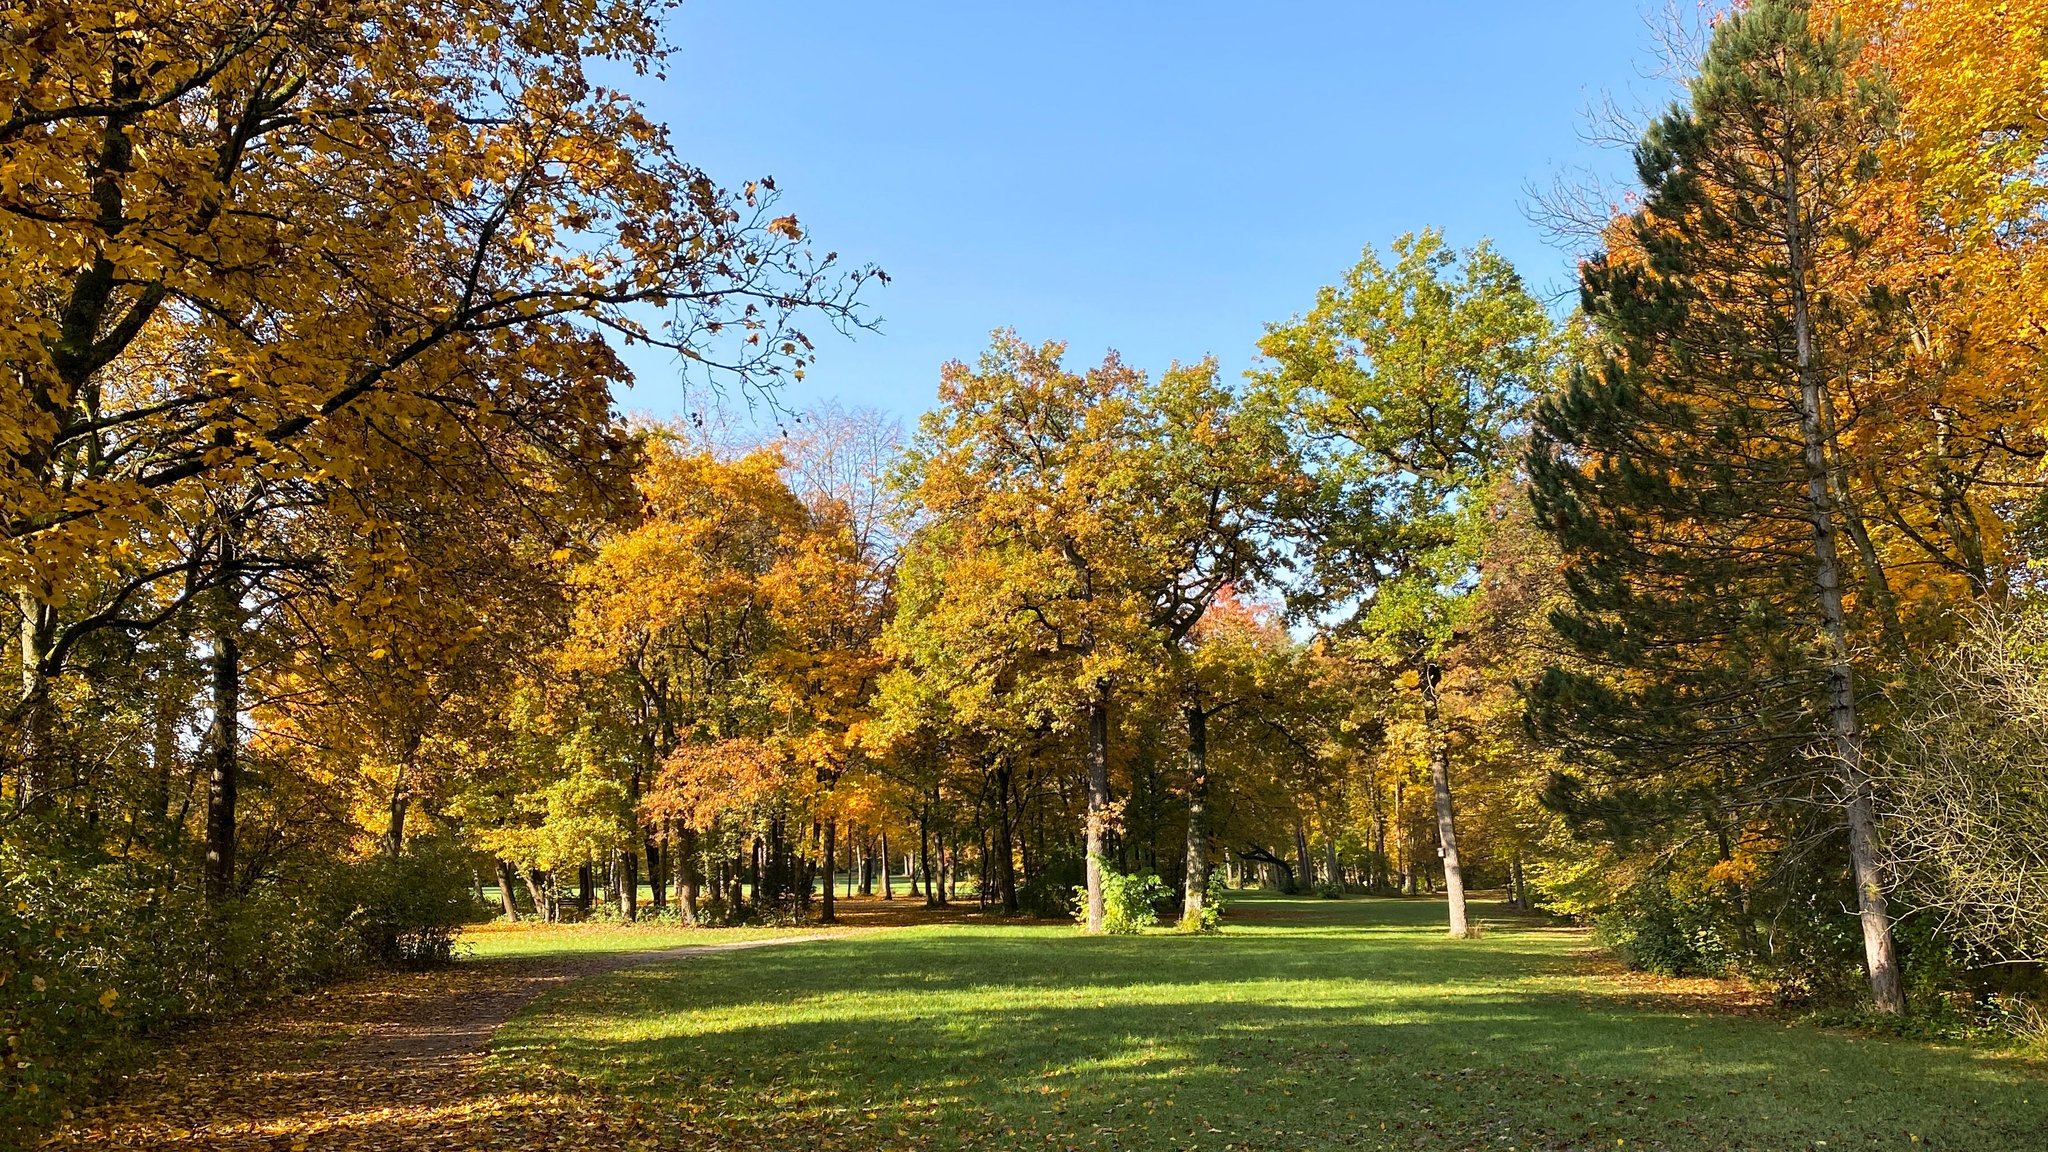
[618,1,1672,426]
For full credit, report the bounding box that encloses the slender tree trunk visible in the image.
[820,818,837,923]
[15,591,55,812]
[647,836,666,911]
[382,745,414,858]
[1324,837,1343,895]
[677,825,700,924]
[1783,159,1904,1015]
[523,869,552,922]
[1083,680,1112,933]
[881,831,894,900]
[919,810,936,907]
[618,845,637,920]
[1181,704,1211,926]
[1293,820,1312,892]
[496,859,521,921]
[1417,656,1469,937]
[202,565,243,902]
[994,763,1019,914]
[749,836,762,910]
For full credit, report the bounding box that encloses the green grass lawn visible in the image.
[460,920,823,960]
[490,894,2046,1150]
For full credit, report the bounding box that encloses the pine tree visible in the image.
[1527,0,1905,1012]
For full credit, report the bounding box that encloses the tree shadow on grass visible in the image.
[494,902,2048,1152]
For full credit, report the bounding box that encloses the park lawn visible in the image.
[460,919,826,960]
[491,893,2047,1151]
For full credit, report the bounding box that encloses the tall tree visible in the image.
[1527,0,1906,1012]
[1256,230,1553,937]
[892,333,1153,932]
[1,0,874,807]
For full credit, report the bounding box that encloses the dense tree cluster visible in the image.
[5,0,2047,1137]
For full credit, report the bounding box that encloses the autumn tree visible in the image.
[892,333,1155,932]
[1526,0,1908,1011]
[1256,231,1554,937]
[1,0,873,820]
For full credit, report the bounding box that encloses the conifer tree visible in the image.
[1527,0,1906,1012]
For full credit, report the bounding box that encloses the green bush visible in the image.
[1019,850,1084,919]
[1592,874,1737,977]
[1,837,485,1144]
[1071,860,1170,935]
[329,838,489,966]
[1314,881,1343,900]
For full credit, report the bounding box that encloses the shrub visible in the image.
[1178,872,1230,933]
[1,836,487,1143]
[328,838,489,967]
[1314,881,1343,900]
[1019,851,1084,919]
[1071,860,1170,935]
[1592,874,1737,977]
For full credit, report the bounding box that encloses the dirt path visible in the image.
[43,934,836,1151]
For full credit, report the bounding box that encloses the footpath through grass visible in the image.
[492,894,2046,1151]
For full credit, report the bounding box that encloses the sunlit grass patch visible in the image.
[493,893,2047,1149]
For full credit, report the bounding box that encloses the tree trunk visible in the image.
[880,831,894,900]
[676,825,700,924]
[919,809,936,907]
[14,591,54,812]
[994,763,1020,914]
[1418,656,1469,937]
[1083,680,1112,933]
[523,868,553,922]
[647,835,666,911]
[1783,158,1904,1015]
[820,818,837,923]
[1293,820,1312,892]
[749,837,763,910]
[1324,836,1343,895]
[202,566,243,902]
[382,748,413,858]
[618,845,637,920]
[496,859,521,921]
[1182,704,1210,927]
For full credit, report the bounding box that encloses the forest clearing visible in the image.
[45,894,2048,1150]
[9,0,2048,1148]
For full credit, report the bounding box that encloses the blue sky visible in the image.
[618,1,1674,427]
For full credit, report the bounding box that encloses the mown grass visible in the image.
[460,920,821,960]
[491,893,2046,1150]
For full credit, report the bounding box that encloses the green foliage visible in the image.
[1591,874,1738,977]
[334,838,490,967]
[0,837,483,1142]
[1071,860,1170,935]
[1255,229,1554,653]
[1313,880,1343,900]
[1017,851,1084,919]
